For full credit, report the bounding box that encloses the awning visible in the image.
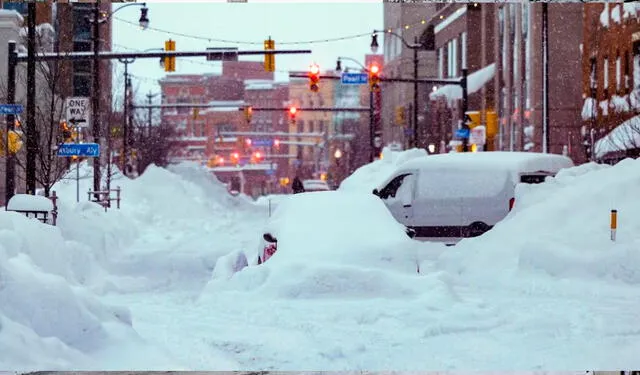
[594,115,640,159]
[429,63,496,105]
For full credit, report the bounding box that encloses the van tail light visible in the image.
[509,197,515,211]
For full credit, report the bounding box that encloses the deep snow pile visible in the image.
[438,159,640,286]
[1,161,262,369]
[203,191,446,301]
[338,147,428,193]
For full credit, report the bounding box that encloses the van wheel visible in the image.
[466,222,490,238]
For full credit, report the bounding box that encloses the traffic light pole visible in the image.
[4,41,17,206]
[26,2,36,195]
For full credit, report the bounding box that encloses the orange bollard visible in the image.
[611,209,617,242]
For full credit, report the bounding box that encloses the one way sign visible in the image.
[65,97,90,128]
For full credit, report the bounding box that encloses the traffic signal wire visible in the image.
[114,16,374,46]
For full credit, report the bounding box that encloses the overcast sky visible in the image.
[111,1,383,102]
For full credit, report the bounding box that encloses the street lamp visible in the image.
[336,56,377,163]
[87,1,149,193]
[371,29,422,149]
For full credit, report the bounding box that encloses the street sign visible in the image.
[470,125,487,145]
[57,143,100,158]
[456,128,470,139]
[266,168,275,176]
[341,72,368,85]
[252,139,272,147]
[65,97,90,127]
[404,128,414,136]
[0,104,24,115]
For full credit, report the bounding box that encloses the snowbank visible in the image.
[339,147,428,193]
[437,158,640,286]
[202,191,444,301]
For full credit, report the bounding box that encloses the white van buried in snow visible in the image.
[372,151,574,244]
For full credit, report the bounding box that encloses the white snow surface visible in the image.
[6,194,54,212]
[594,114,640,158]
[430,63,496,105]
[3,156,640,369]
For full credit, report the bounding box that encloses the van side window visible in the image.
[379,173,412,199]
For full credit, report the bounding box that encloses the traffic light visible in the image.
[60,121,72,142]
[230,151,240,165]
[244,138,252,150]
[395,106,406,126]
[164,39,176,72]
[264,37,275,72]
[308,64,320,92]
[192,108,199,120]
[252,151,263,163]
[368,63,381,92]
[244,106,253,123]
[288,106,297,120]
[273,138,280,148]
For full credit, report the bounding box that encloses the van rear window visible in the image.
[520,174,551,184]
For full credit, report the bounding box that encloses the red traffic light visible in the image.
[273,139,280,147]
[370,64,380,74]
[289,107,297,116]
[245,138,252,146]
[231,152,239,159]
[309,64,320,75]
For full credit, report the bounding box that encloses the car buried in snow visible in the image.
[246,191,420,271]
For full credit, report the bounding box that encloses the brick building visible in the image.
[381,3,438,150]
[581,3,640,163]
[159,61,298,198]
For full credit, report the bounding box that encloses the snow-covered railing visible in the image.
[6,191,58,226]
[87,186,121,212]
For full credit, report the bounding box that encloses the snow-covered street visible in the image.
[3,152,640,369]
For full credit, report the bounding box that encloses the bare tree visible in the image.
[0,26,70,197]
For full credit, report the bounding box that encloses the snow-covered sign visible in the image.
[65,97,90,127]
[6,194,53,212]
[470,125,486,145]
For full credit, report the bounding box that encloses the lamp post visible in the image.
[371,30,422,149]
[87,1,148,193]
[336,56,375,163]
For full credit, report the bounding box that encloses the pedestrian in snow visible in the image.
[292,176,305,194]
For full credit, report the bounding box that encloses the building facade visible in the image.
[581,2,640,162]
[381,3,438,151]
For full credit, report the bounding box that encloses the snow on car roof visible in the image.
[400,151,574,174]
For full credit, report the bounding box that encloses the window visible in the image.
[438,47,444,79]
[461,32,467,70]
[378,173,413,200]
[447,39,458,77]
[624,51,630,90]
[604,56,609,94]
[73,74,91,96]
[590,57,597,89]
[616,54,621,92]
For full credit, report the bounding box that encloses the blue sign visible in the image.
[266,168,275,176]
[252,139,272,147]
[57,143,100,157]
[0,104,24,115]
[456,128,470,139]
[341,72,368,85]
[404,128,414,136]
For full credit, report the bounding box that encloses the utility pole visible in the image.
[146,92,157,136]
[92,0,102,194]
[26,2,36,194]
[369,90,374,162]
[119,58,134,175]
[461,68,469,152]
[413,36,419,148]
[5,41,17,204]
[542,2,550,153]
